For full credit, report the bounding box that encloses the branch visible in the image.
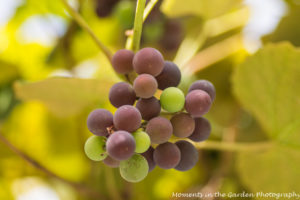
[143,0,159,22]
[126,0,147,51]
[61,0,113,62]
[0,131,105,200]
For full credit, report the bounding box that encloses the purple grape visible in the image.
[153,142,181,169]
[171,113,195,138]
[113,105,142,132]
[136,97,161,120]
[185,90,212,117]
[103,155,120,168]
[87,109,113,136]
[133,74,158,98]
[106,131,136,160]
[188,117,211,142]
[145,116,173,144]
[175,140,198,171]
[156,61,181,90]
[112,49,134,74]
[188,80,216,101]
[109,82,136,108]
[141,146,156,172]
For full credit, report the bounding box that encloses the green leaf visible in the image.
[237,145,300,197]
[232,43,300,147]
[161,0,242,19]
[14,77,114,116]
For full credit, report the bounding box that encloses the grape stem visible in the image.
[61,0,113,62]
[0,131,105,199]
[143,0,159,22]
[126,0,147,51]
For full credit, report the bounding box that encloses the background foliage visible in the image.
[0,0,299,199]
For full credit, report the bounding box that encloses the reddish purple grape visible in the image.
[141,146,156,172]
[136,97,161,120]
[175,140,198,171]
[145,117,173,144]
[185,90,212,117]
[156,61,181,90]
[103,155,120,168]
[188,117,211,142]
[112,49,134,74]
[133,47,164,76]
[113,105,142,132]
[133,74,158,98]
[87,109,113,136]
[109,82,136,108]
[188,80,216,101]
[153,142,181,169]
[106,131,136,160]
[171,113,195,138]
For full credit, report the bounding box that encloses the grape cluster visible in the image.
[84,47,215,182]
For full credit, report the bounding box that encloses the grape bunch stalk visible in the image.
[84,47,215,183]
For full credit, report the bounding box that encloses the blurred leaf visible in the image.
[14,78,114,117]
[161,0,242,19]
[233,43,300,147]
[0,61,19,86]
[237,145,300,197]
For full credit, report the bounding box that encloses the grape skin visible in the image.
[146,116,173,144]
[188,117,211,142]
[84,135,107,161]
[156,61,181,90]
[171,113,195,138]
[153,142,181,169]
[141,146,156,172]
[188,80,216,101]
[113,105,142,132]
[132,130,151,153]
[119,154,149,183]
[175,140,199,171]
[185,89,212,117]
[160,87,185,113]
[133,74,158,98]
[103,155,120,168]
[106,131,136,160]
[109,82,136,108]
[136,97,161,120]
[87,109,113,136]
[112,49,134,74]
[133,47,164,76]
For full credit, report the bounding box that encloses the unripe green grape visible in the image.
[132,130,151,153]
[119,154,149,183]
[160,87,185,112]
[84,135,107,161]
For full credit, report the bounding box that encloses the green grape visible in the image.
[84,135,107,161]
[119,154,149,183]
[132,130,151,153]
[160,87,185,112]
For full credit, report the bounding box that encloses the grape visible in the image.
[84,135,107,161]
[132,130,151,153]
[133,74,158,98]
[136,97,161,120]
[153,142,181,169]
[188,117,211,142]
[109,82,136,108]
[171,113,195,138]
[185,90,212,117]
[141,146,156,172]
[160,87,185,113]
[87,109,113,136]
[156,61,181,90]
[146,116,173,144]
[106,131,136,160]
[112,49,134,74]
[119,154,149,183]
[133,47,164,76]
[113,105,142,132]
[175,140,199,171]
[188,80,216,101]
[103,155,120,168]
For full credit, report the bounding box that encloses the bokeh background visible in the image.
[0,0,300,199]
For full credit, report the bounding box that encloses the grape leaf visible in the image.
[237,146,300,197]
[161,0,242,19]
[232,42,300,147]
[14,77,114,116]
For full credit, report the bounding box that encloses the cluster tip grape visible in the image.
[85,47,215,183]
